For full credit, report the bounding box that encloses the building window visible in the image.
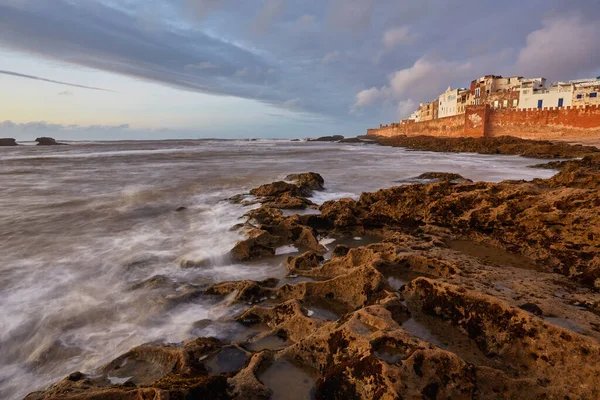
[558,98,564,107]
[537,99,543,109]
[494,100,499,108]
[591,92,598,98]
[512,99,518,107]
[577,94,583,99]
[503,99,508,108]
[475,88,481,98]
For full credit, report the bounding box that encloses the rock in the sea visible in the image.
[250,181,299,197]
[415,172,472,183]
[309,135,344,142]
[285,172,325,191]
[339,137,375,144]
[35,137,66,145]
[0,138,18,146]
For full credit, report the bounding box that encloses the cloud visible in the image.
[352,56,473,113]
[388,57,472,100]
[57,91,73,96]
[328,0,375,31]
[184,0,232,20]
[382,26,416,49]
[252,0,284,34]
[281,98,302,111]
[3,0,600,138]
[397,99,417,117]
[516,15,600,81]
[322,50,342,65]
[184,62,219,70]
[0,69,112,92]
[295,14,316,30]
[353,87,384,108]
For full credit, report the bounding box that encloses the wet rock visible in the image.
[25,337,231,400]
[285,172,325,191]
[0,138,18,146]
[415,172,472,183]
[339,137,372,143]
[230,229,280,261]
[131,275,175,291]
[35,137,66,145]
[250,181,300,197]
[286,251,324,273]
[332,244,350,257]
[180,258,211,269]
[175,206,187,212]
[309,135,344,142]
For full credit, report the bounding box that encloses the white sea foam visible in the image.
[275,245,299,255]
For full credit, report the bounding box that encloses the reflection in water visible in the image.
[0,140,557,399]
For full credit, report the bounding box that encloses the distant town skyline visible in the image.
[1,0,600,140]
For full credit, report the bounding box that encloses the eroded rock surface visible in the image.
[29,142,600,399]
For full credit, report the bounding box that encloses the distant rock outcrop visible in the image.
[35,137,66,146]
[309,135,344,142]
[0,138,18,146]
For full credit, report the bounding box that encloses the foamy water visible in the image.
[0,139,558,399]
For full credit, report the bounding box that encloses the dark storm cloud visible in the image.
[1,0,600,124]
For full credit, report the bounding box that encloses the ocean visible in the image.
[0,139,558,399]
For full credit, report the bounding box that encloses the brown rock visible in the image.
[286,251,324,273]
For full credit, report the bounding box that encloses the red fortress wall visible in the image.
[368,105,600,140]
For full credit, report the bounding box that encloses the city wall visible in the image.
[367,105,600,140]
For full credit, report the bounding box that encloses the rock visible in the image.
[35,137,66,145]
[377,135,598,159]
[230,229,280,261]
[250,181,299,197]
[519,302,544,316]
[175,206,187,212]
[415,172,472,182]
[0,138,18,146]
[264,192,315,209]
[291,139,301,142]
[25,338,230,400]
[339,137,374,144]
[285,251,324,273]
[179,258,211,268]
[332,244,350,257]
[309,135,344,142]
[285,172,325,191]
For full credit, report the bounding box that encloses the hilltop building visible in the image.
[417,99,438,121]
[468,75,523,109]
[438,87,458,118]
[572,79,600,107]
[518,80,572,109]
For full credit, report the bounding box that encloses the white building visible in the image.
[438,86,459,118]
[572,79,600,107]
[408,109,420,122]
[518,79,573,109]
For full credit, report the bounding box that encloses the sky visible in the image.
[1,0,600,140]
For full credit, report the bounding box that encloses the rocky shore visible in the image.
[26,138,600,400]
